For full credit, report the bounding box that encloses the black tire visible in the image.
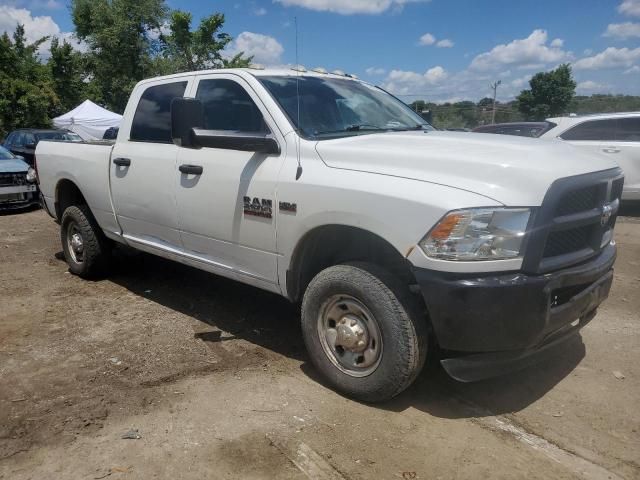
[301,262,428,403]
[60,204,110,278]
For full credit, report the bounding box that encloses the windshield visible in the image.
[37,131,83,142]
[259,76,433,139]
[0,146,15,160]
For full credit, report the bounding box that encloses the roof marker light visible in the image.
[311,67,328,74]
[291,65,307,72]
[331,69,345,76]
[248,63,265,70]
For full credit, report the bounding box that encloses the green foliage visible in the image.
[71,0,168,112]
[48,37,86,115]
[517,64,576,120]
[0,27,59,139]
[157,11,251,74]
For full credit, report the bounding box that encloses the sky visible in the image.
[1,0,640,103]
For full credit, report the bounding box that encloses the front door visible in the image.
[175,74,286,288]
[110,78,191,250]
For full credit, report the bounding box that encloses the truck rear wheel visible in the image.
[301,262,428,402]
[60,205,110,278]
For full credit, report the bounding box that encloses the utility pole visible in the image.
[490,80,502,124]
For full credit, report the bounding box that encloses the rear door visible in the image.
[174,73,286,288]
[110,78,192,251]
[613,117,640,199]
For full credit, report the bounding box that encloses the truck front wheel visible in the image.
[60,205,110,278]
[301,262,428,402]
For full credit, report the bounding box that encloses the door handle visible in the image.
[602,147,620,154]
[179,164,203,175]
[113,157,131,166]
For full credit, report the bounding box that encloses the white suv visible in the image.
[540,112,640,200]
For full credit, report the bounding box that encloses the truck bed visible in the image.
[36,140,120,237]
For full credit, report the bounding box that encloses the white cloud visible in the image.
[624,65,640,73]
[4,0,62,10]
[573,46,640,70]
[382,66,448,95]
[253,7,267,15]
[550,38,564,47]
[418,33,435,46]
[274,0,428,15]
[619,0,640,17]
[436,39,454,48]
[225,31,284,65]
[510,75,530,89]
[365,67,386,75]
[577,80,609,93]
[0,6,84,58]
[604,22,640,38]
[469,29,571,71]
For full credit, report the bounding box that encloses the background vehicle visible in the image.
[102,127,119,140]
[3,129,83,166]
[473,122,556,138]
[0,146,38,210]
[540,112,640,200]
[36,68,622,402]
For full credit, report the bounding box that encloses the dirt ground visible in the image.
[0,207,638,480]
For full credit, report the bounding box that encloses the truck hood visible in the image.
[0,158,29,173]
[314,131,618,206]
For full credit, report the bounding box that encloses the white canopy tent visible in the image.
[53,100,122,140]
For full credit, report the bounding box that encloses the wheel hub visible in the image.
[70,233,84,254]
[317,295,383,377]
[335,314,368,352]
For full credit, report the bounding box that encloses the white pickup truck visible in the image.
[37,68,623,402]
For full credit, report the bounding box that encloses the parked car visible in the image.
[0,145,39,210]
[36,68,622,402]
[3,129,83,166]
[102,127,119,140]
[473,122,556,138]
[539,112,639,200]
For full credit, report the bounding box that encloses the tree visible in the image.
[0,26,58,138]
[71,0,168,112]
[48,37,85,115]
[517,64,576,120]
[157,11,251,74]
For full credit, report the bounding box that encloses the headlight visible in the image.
[420,208,531,261]
[26,167,37,183]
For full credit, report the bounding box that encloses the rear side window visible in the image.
[560,119,617,141]
[616,117,640,142]
[195,79,268,133]
[130,81,188,143]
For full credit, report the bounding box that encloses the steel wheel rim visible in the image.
[317,294,383,377]
[66,222,84,264]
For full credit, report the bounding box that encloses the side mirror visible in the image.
[191,129,281,154]
[25,143,36,150]
[171,97,204,148]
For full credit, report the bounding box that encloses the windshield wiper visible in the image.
[345,123,384,132]
[313,124,386,136]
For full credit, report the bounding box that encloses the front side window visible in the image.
[616,117,640,142]
[259,76,433,139]
[196,79,268,133]
[24,133,36,147]
[560,119,617,141]
[130,81,188,143]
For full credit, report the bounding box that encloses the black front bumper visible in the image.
[413,244,616,381]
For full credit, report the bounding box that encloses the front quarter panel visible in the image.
[275,138,504,294]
